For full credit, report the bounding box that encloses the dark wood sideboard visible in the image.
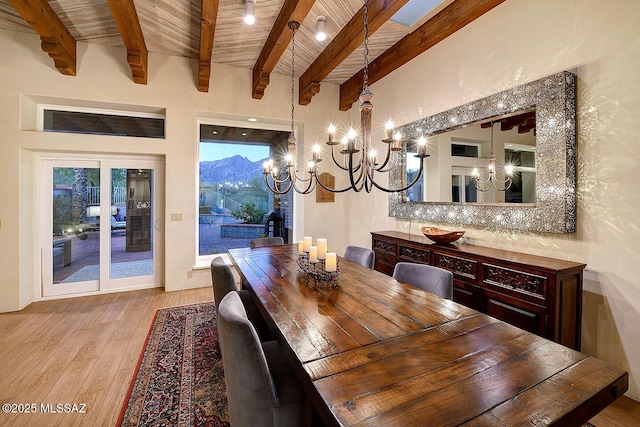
[371,231,585,350]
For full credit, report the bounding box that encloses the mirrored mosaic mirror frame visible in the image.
[388,71,576,234]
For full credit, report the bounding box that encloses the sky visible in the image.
[199,142,270,162]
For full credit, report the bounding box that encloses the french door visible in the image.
[42,157,163,297]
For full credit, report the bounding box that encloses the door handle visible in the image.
[154,218,162,231]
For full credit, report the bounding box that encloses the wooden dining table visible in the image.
[228,244,628,427]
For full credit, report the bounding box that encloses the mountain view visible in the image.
[199,155,268,186]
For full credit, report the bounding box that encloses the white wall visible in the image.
[0,29,350,311]
[345,0,640,400]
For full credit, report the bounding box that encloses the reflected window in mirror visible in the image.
[504,147,536,203]
[451,143,479,158]
[451,171,478,203]
[405,145,424,202]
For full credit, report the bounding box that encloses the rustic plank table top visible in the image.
[228,245,628,427]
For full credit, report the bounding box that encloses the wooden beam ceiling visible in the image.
[339,0,506,111]
[251,0,316,99]
[106,0,148,84]
[298,0,409,106]
[198,0,220,92]
[7,0,76,76]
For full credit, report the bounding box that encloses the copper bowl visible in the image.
[421,227,465,244]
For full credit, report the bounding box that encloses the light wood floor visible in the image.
[0,287,638,427]
[0,287,213,427]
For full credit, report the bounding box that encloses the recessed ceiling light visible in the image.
[242,132,247,136]
[248,117,258,122]
[212,131,218,134]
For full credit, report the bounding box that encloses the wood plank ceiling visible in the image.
[0,0,506,110]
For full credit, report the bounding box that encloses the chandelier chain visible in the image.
[291,24,296,136]
[363,0,369,88]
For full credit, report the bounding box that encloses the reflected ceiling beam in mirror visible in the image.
[481,110,536,134]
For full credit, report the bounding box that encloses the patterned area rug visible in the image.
[118,302,229,426]
[61,259,154,283]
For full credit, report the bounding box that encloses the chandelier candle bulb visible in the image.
[385,120,394,140]
[391,132,402,151]
[285,153,294,166]
[309,246,318,263]
[303,236,312,252]
[317,238,327,260]
[328,124,336,144]
[325,253,337,272]
[417,136,427,156]
[312,144,321,161]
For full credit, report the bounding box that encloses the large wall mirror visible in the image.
[389,71,576,233]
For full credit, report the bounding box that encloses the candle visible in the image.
[328,124,336,143]
[298,241,304,254]
[417,136,427,156]
[317,238,327,260]
[385,120,394,140]
[325,252,337,272]
[309,246,318,263]
[392,132,402,151]
[303,236,312,252]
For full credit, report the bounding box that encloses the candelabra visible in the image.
[472,121,514,192]
[263,1,430,196]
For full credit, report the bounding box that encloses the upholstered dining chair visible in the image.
[343,245,375,269]
[392,262,453,299]
[250,236,285,248]
[210,257,271,340]
[217,291,310,427]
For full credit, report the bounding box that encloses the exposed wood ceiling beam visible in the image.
[106,0,148,84]
[298,0,409,106]
[251,0,316,99]
[198,0,220,92]
[7,0,76,75]
[339,0,506,111]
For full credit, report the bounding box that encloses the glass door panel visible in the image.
[43,157,163,298]
[46,163,101,296]
[109,168,154,280]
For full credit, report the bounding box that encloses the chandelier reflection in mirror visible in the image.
[472,121,514,192]
[263,0,429,195]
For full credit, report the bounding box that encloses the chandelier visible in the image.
[263,0,428,195]
[472,121,514,192]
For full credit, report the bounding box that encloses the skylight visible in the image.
[390,0,446,28]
